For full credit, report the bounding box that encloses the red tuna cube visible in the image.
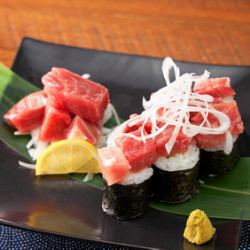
[115,129,157,172]
[67,116,100,145]
[39,106,71,142]
[42,67,109,125]
[193,77,235,98]
[4,91,47,132]
[98,147,131,186]
[155,126,193,157]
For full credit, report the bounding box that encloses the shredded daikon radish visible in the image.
[14,131,29,136]
[224,131,234,155]
[102,103,113,124]
[109,103,121,125]
[18,161,35,169]
[101,127,112,135]
[83,173,94,182]
[26,128,49,160]
[82,73,91,79]
[102,103,121,125]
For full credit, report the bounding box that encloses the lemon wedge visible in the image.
[35,139,100,176]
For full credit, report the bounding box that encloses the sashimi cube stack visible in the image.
[4,68,110,145]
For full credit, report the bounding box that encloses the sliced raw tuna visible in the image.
[190,100,243,149]
[155,126,193,157]
[195,133,226,149]
[39,106,71,142]
[191,107,226,149]
[115,129,157,172]
[47,94,69,112]
[193,77,235,98]
[212,101,244,136]
[67,116,100,145]
[4,91,47,132]
[98,147,131,186]
[42,67,109,125]
[124,115,152,134]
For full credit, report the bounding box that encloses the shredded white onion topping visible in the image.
[18,161,35,169]
[122,57,231,154]
[83,173,94,182]
[25,128,49,160]
[82,73,91,79]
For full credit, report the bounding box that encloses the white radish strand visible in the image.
[25,128,49,160]
[18,161,35,169]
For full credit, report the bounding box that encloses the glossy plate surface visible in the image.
[1,37,250,249]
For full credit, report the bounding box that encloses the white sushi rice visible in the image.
[119,167,153,185]
[154,144,199,172]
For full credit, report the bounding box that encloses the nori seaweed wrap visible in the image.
[152,162,199,204]
[199,143,240,176]
[102,177,152,220]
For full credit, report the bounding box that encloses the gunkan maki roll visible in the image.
[98,135,155,220]
[192,77,244,176]
[102,167,153,220]
[153,133,200,204]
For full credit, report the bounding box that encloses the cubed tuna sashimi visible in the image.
[191,100,243,149]
[193,77,235,98]
[155,126,193,157]
[115,129,157,172]
[124,114,152,134]
[212,101,244,136]
[42,67,109,125]
[4,91,47,132]
[67,116,100,145]
[98,147,131,186]
[39,106,71,142]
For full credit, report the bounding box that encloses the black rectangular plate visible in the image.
[1,37,249,249]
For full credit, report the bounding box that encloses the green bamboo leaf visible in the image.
[149,159,250,220]
[1,64,250,220]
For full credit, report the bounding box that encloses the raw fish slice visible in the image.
[155,126,193,157]
[193,77,235,98]
[67,116,100,145]
[212,101,244,136]
[116,129,157,172]
[39,106,71,142]
[124,115,152,134]
[191,100,243,149]
[98,147,131,186]
[42,67,109,125]
[195,133,226,150]
[4,91,47,132]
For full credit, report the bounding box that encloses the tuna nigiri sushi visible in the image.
[153,128,200,203]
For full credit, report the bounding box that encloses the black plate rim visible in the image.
[13,37,250,69]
